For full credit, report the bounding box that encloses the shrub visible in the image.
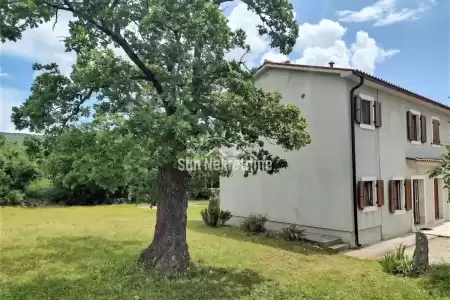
[6,190,25,205]
[379,244,414,276]
[26,178,58,201]
[240,213,267,234]
[278,225,305,241]
[201,199,232,227]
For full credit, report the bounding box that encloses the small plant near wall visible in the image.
[200,199,232,227]
[379,244,415,276]
[240,213,268,234]
[278,225,305,241]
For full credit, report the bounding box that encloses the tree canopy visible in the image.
[2,0,311,275]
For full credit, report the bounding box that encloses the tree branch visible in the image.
[41,0,164,95]
[59,89,93,132]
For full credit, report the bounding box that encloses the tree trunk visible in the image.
[138,164,190,275]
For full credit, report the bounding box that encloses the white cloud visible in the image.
[0,87,30,133]
[260,51,288,65]
[1,11,76,76]
[226,2,269,67]
[261,20,399,74]
[337,0,436,26]
[0,73,9,77]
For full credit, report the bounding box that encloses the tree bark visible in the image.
[138,164,190,275]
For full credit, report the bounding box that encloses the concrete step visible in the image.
[328,243,350,253]
[302,233,342,247]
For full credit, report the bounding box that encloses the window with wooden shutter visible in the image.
[432,118,441,145]
[405,179,412,211]
[406,111,413,141]
[376,180,384,207]
[358,181,365,210]
[374,101,382,127]
[389,180,396,213]
[355,96,362,124]
[420,115,427,143]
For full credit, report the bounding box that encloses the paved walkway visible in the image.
[345,222,449,264]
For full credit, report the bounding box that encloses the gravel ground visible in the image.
[405,237,450,264]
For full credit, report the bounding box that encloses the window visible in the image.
[355,94,381,130]
[389,178,405,214]
[411,114,418,141]
[432,117,441,145]
[358,177,378,211]
[394,181,402,210]
[364,181,374,206]
[407,110,421,144]
[361,100,372,125]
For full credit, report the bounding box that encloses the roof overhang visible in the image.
[406,157,443,164]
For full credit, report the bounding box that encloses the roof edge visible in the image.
[257,61,450,112]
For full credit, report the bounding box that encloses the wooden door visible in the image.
[434,179,440,219]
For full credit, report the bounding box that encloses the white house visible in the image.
[220,61,450,247]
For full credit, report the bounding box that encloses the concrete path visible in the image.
[423,222,450,238]
[345,222,449,264]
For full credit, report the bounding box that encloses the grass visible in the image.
[0,204,448,300]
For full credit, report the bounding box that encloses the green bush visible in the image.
[200,199,232,227]
[26,178,58,200]
[5,190,25,205]
[240,213,267,234]
[278,225,305,241]
[379,244,414,276]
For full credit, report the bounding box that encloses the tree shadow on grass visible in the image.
[188,220,329,256]
[423,263,450,297]
[1,235,266,300]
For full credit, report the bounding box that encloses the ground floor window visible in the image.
[364,181,374,206]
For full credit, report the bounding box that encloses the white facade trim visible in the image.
[359,93,375,101]
[361,176,377,182]
[409,109,421,116]
[363,206,378,213]
[411,140,422,145]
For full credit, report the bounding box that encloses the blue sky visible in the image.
[0,0,449,133]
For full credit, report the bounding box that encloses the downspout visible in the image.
[350,73,364,247]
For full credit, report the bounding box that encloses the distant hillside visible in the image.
[0,132,35,142]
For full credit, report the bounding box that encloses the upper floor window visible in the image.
[355,94,382,130]
[432,117,441,146]
[407,109,425,145]
[361,100,372,125]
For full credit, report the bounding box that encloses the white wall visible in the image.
[220,69,355,233]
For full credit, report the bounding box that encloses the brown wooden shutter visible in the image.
[405,179,412,211]
[355,96,362,124]
[437,120,441,144]
[358,181,365,210]
[374,101,382,127]
[376,180,384,207]
[432,119,437,144]
[389,180,396,213]
[420,115,427,143]
[406,111,413,141]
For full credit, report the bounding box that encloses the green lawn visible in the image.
[0,204,448,300]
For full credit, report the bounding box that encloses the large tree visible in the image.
[2,0,311,275]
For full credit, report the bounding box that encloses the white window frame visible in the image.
[359,93,375,131]
[361,176,378,212]
[392,176,406,214]
[409,109,421,145]
[431,116,441,147]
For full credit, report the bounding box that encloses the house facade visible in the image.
[220,62,450,246]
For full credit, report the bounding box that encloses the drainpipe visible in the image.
[350,73,364,247]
